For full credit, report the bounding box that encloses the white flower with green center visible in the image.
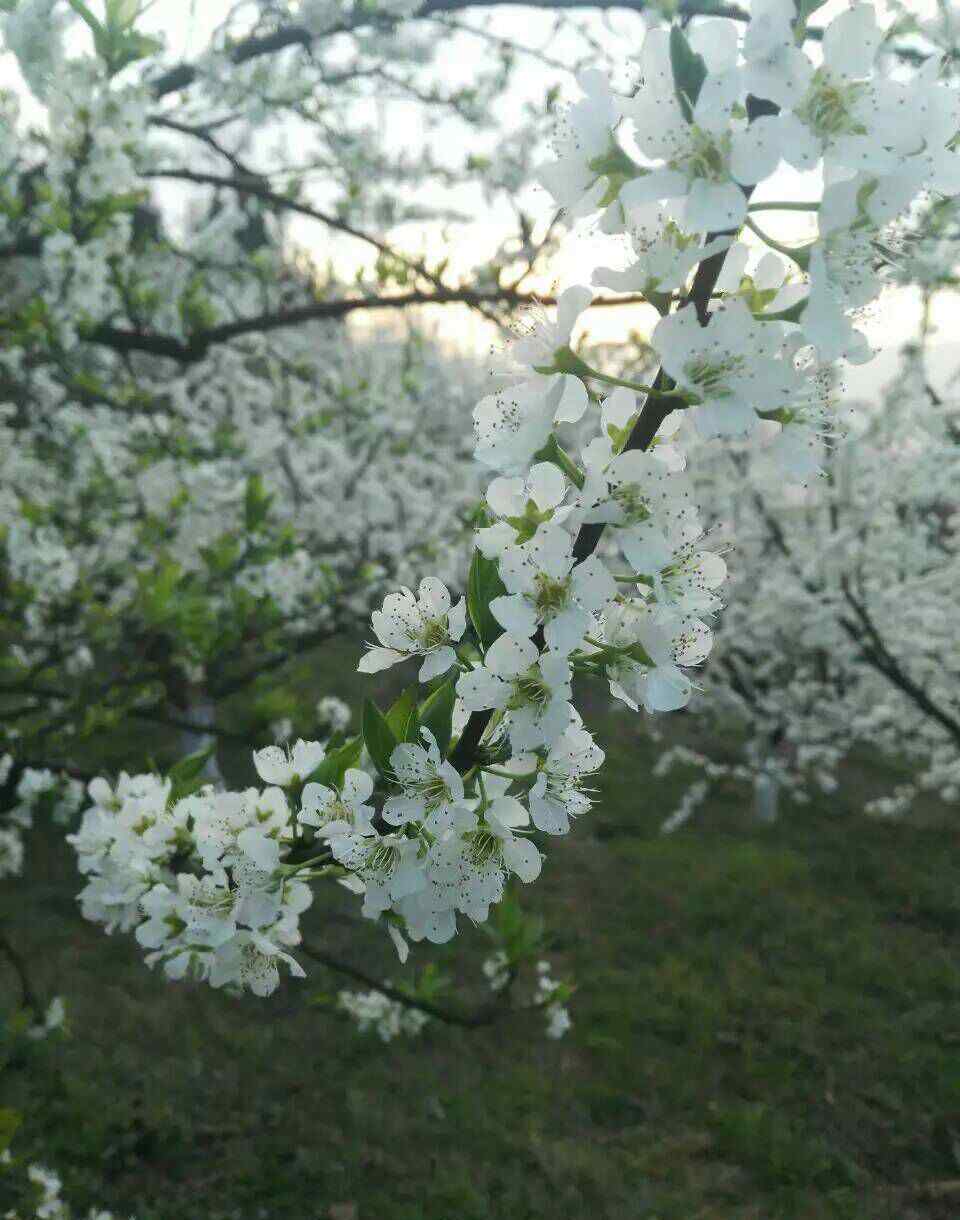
[383,728,473,836]
[192,786,290,873]
[358,577,467,682]
[536,68,620,219]
[233,788,290,873]
[492,524,617,655]
[135,882,182,951]
[601,601,711,714]
[773,4,936,180]
[580,387,639,473]
[76,862,153,935]
[581,447,699,562]
[620,532,727,619]
[652,300,797,440]
[477,462,571,559]
[252,739,326,788]
[330,830,426,918]
[229,858,288,932]
[423,794,541,923]
[742,0,814,109]
[208,929,305,998]
[618,24,782,232]
[474,287,593,474]
[175,872,238,949]
[594,207,732,298]
[300,767,375,839]
[525,718,605,834]
[457,632,574,750]
[714,245,808,318]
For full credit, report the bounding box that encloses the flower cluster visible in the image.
[534,961,573,1040]
[1,1148,123,1220]
[67,758,318,996]
[64,1,960,1003]
[337,989,431,1041]
[0,755,85,881]
[10,767,85,829]
[483,953,573,1038]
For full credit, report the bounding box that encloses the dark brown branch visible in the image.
[147,1,830,102]
[151,27,315,98]
[0,235,43,259]
[751,490,960,749]
[84,288,647,363]
[125,709,257,745]
[838,578,960,747]
[299,940,497,1027]
[0,931,41,1018]
[140,168,413,265]
[208,623,345,699]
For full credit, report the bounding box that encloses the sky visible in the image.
[1,0,957,394]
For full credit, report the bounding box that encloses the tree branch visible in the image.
[84,287,647,363]
[147,1,825,101]
[299,940,498,1028]
[750,489,960,750]
[838,578,960,747]
[0,931,41,1018]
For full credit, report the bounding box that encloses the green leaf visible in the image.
[244,473,273,532]
[794,0,829,22]
[532,433,585,490]
[485,888,544,960]
[111,31,164,70]
[386,686,419,744]
[362,698,398,778]
[107,0,140,27]
[669,25,708,121]
[304,735,363,789]
[167,744,216,801]
[65,0,104,37]
[467,548,506,653]
[169,741,215,790]
[418,679,456,759]
[169,744,215,783]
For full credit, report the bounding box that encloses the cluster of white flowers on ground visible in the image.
[24,996,67,1043]
[1,1149,123,1220]
[60,0,960,1010]
[483,952,572,1038]
[337,988,431,1041]
[0,754,85,880]
[334,950,572,1041]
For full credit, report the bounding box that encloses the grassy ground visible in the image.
[2,658,960,1220]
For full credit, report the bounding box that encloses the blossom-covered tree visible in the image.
[656,303,960,827]
[0,0,651,764]
[33,0,959,1032]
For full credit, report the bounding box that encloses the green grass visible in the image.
[3,656,960,1219]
